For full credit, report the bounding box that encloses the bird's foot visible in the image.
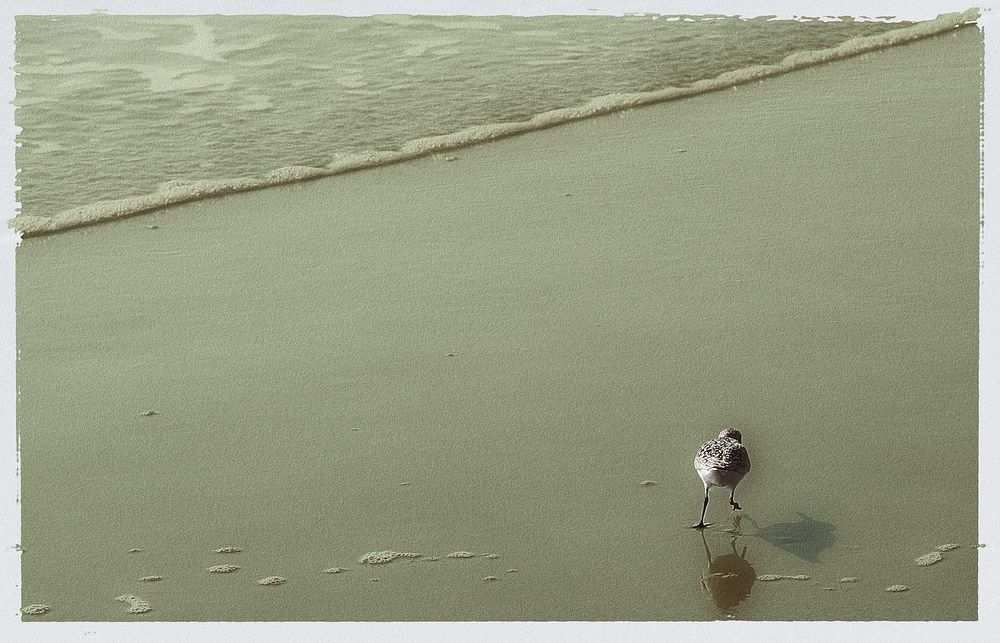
[730,502,742,511]
[691,522,709,530]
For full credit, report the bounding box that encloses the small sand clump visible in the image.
[21,604,50,616]
[484,554,498,559]
[915,552,943,566]
[115,594,152,614]
[757,574,810,581]
[885,585,909,592]
[483,576,498,581]
[257,576,287,586]
[839,577,860,583]
[128,548,142,553]
[324,567,347,574]
[359,551,423,565]
[447,551,475,559]
[215,547,242,553]
[140,576,162,582]
[640,480,658,486]
[207,564,239,573]
[937,543,961,552]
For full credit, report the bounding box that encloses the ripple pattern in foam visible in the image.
[9,9,978,237]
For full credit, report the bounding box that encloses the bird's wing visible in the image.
[696,439,750,471]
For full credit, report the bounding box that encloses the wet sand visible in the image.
[16,27,981,621]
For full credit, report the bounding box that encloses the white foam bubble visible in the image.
[115,594,152,614]
[359,551,423,564]
[21,604,50,616]
[257,576,287,586]
[207,564,239,573]
[915,552,943,566]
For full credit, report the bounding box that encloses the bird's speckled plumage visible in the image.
[692,428,751,528]
[695,428,751,477]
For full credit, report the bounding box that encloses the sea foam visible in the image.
[10,10,977,238]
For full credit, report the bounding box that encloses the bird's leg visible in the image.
[692,485,709,529]
[729,489,742,512]
[701,531,712,562]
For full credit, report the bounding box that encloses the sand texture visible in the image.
[16,28,981,621]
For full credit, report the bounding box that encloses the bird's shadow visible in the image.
[740,512,837,563]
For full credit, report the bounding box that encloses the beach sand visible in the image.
[16,27,981,621]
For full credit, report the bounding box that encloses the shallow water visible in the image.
[14,14,910,222]
[15,27,981,621]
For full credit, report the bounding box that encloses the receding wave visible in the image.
[10,10,978,238]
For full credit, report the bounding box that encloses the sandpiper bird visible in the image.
[692,428,750,529]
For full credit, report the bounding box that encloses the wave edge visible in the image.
[11,9,979,238]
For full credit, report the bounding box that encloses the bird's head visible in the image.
[719,427,742,443]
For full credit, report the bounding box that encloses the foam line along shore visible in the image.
[9,9,977,238]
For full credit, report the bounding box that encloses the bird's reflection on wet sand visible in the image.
[700,516,756,615]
